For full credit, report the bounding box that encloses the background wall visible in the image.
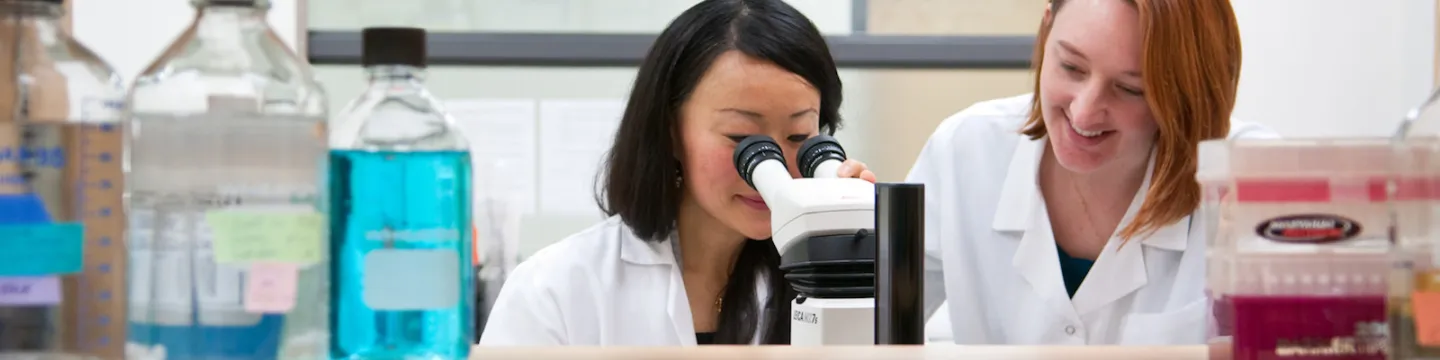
[1229,0,1435,138]
[73,0,303,82]
[69,0,1440,258]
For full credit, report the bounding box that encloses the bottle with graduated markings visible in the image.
[327,27,474,360]
[123,0,330,359]
[0,0,126,358]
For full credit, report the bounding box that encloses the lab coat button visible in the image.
[1064,325,1076,335]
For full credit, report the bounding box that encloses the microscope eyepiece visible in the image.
[733,135,786,190]
[797,135,847,178]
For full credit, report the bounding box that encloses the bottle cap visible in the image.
[362,27,427,68]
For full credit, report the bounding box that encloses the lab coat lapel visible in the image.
[1071,214,1189,316]
[1071,149,1185,316]
[1071,230,1147,316]
[1012,200,1077,317]
[666,264,697,346]
[992,131,1042,232]
[622,230,697,345]
[999,136,1075,316]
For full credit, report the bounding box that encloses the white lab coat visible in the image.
[909,93,1279,345]
[477,216,771,346]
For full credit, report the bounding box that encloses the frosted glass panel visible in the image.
[312,65,1030,258]
[307,0,854,35]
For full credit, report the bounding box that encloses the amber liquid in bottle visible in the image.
[1391,267,1440,358]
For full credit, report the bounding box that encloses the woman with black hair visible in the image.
[478,0,875,346]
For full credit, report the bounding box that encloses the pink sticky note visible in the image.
[0,277,60,306]
[244,262,298,313]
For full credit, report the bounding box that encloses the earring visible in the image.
[674,168,683,188]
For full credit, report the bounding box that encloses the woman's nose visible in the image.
[1068,83,1110,125]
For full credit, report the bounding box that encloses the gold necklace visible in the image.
[1071,178,1110,243]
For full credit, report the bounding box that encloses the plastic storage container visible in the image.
[1199,138,1394,360]
[122,0,330,359]
[1389,87,1440,360]
[0,0,127,358]
[327,27,474,360]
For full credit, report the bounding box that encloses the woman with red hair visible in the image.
[911,0,1277,345]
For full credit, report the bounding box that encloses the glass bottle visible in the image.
[1389,87,1440,360]
[0,0,126,358]
[122,0,329,359]
[328,27,474,360]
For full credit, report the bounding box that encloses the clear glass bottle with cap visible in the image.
[328,27,474,360]
[1389,87,1440,359]
[0,0,126,358]
[122,0,329,359]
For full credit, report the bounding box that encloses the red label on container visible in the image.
[1255,214,1362,243]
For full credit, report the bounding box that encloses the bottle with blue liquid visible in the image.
[0,0,126,358]
[123,0,330,359]
[328,27,474,360]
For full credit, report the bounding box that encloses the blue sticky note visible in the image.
[0,223,85,276]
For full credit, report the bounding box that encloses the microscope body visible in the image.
[735,136,880,346]
[763,175,876,256]
[764,175,877,346]
[791,297,874,345]
[735,134,926,346]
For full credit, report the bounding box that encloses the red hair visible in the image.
[1020,0,1243,240]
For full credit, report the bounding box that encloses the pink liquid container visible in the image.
[1199,138,1396,360]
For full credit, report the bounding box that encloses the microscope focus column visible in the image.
[875,183,925,345]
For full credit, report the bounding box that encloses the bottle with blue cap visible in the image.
[122,0,331,359]
[0,0,126,358]
[328,26,474,360]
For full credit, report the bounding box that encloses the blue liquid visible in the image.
[126,318,282,360]
[329,150,473,360]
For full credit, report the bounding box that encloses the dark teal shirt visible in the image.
[1057,243,1095,298]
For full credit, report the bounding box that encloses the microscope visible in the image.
[732,135,925,346]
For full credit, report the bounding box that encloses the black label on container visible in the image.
[1255,214,1362,243]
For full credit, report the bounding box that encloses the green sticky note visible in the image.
[206,210,323,265]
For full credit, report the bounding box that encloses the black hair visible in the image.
[594,0,843,345]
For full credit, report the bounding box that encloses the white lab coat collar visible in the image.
[613,227,691,343]
[993,134,1192,317]
[616,225,769,345]
[617,226,677,266]
[991,134,1189,252]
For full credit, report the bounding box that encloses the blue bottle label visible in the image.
[0,223,84,276]
[362,249,460,310]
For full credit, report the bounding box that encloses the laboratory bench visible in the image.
[468,345,1221,360]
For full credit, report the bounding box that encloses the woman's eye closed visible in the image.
[1117,85,1144,96]
[726,134,814,143]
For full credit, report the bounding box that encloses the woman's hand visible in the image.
[836,159,878,183]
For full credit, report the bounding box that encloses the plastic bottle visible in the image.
[327,27,474,360]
